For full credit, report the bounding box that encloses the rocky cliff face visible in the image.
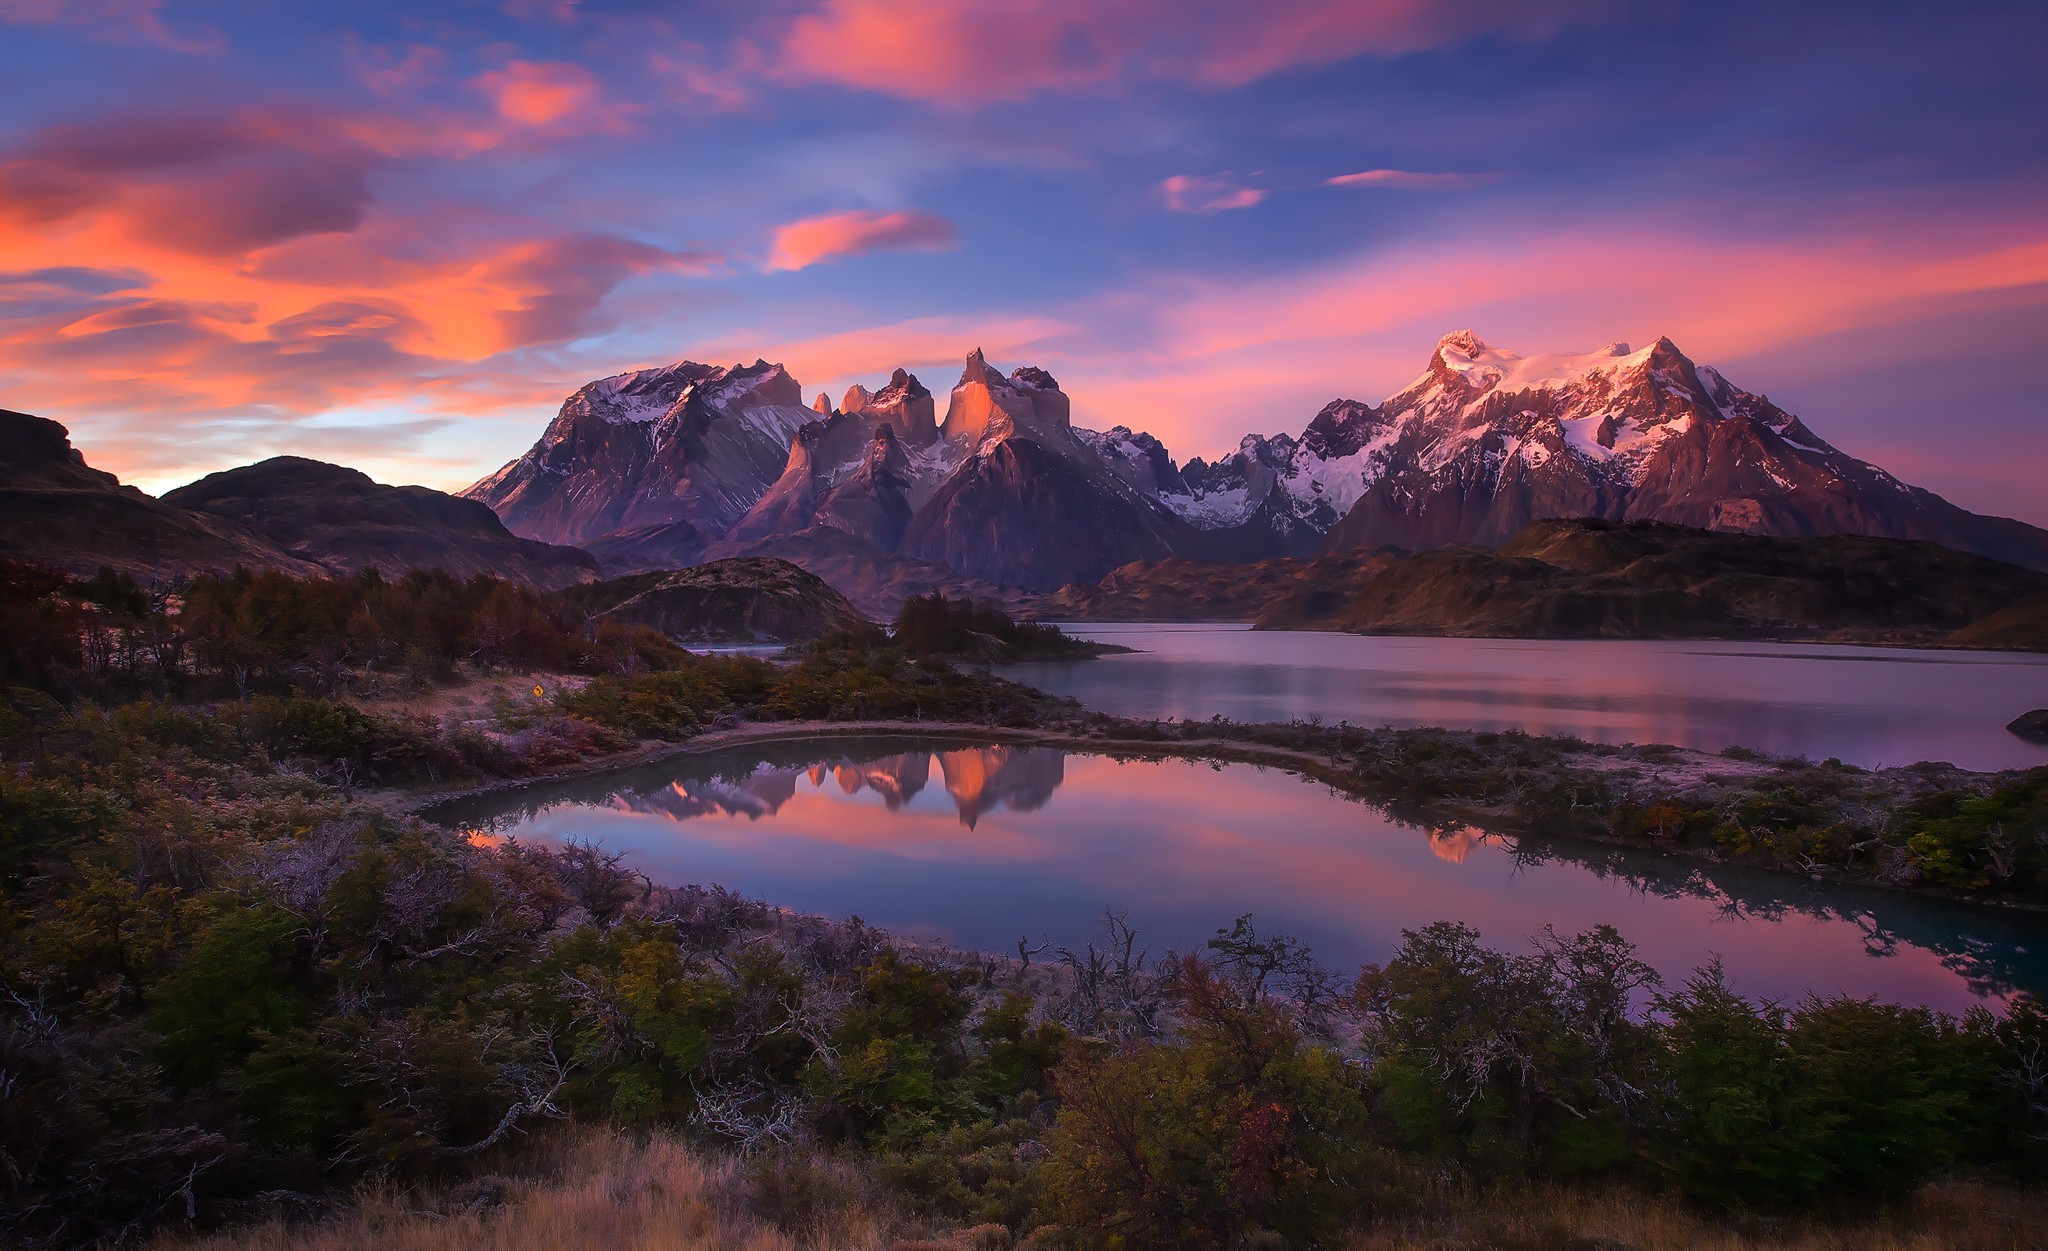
[898,353,1193,588]
[466,359,815,548]
[164,457,597,588]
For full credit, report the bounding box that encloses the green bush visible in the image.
[1037,961,1385,1250]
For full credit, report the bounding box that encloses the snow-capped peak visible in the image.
[1430,333,1662,394]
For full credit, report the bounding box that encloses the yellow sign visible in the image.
[533,685,545,698]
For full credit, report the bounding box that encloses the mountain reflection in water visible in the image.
[604,745,1062,828]
[425,736,2048,1013]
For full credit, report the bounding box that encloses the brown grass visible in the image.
[157,1129,2044,1251]
[153,1129,962,1251]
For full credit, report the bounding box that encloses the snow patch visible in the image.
[1434,334,1658,393]
[1558,415,1614,462]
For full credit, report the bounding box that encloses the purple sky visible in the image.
[2,0,2043,524]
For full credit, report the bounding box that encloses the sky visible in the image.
[1,0,2044,524]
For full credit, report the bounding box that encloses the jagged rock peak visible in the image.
[1436,328,1490,356]
[958,347,996,389]
[877,367,930,400]
[811,393,834,414]
[1012,365,1059,391]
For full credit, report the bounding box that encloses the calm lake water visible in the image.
[1000,625,2048,772]
[427,736,2046,1014]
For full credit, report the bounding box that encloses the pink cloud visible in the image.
[1161,174,1265,213]
[766,209,958,271]
[472,60,618,129]
[1327,169,1498,190]
[776,0,1621,104]
[1052,227,2048,464]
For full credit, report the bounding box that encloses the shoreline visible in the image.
[387,713,2048,919]
[1027,616,2048,657]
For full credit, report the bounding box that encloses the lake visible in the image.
[426,735,2047,1014]
[1000,625,2048,772]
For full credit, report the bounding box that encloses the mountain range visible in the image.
[11,330,2048,625]
[465,332,2048,595]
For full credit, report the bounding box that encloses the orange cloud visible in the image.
[777,0,1620,103]
[766,208,958,271]
[1161,174,1264,213]
[0,128,707,489]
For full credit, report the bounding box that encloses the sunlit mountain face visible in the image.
[1,1,2043,530]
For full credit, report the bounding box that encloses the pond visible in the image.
[425,735,2046,1014]
[999,625,2048,772]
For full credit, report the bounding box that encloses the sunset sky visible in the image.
[3,0,2044,523]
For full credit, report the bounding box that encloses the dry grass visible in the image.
[1347,1179,2048,1251]
[154,1129,971,1251]
[156,1129,2044,1251]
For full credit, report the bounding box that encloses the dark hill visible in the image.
[0,410,315,578]
[163,457,597,589]
[1257,519,2048,646]
[565,557,866,643]
[1036,548,1407,622]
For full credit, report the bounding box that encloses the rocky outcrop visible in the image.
[0,410,318,579]
[941,349,1068,443]
[566,557,865,642]
[163,457,597,588]
[2008,709,2048,743]
[851,368,938,448]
